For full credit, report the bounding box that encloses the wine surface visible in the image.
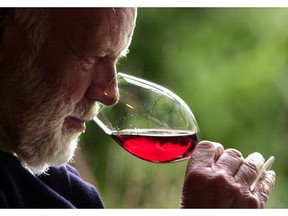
[111,129,200,163]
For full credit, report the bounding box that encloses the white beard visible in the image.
[17,95,98,175]
[0,53,98,175]
[17,98,80,175]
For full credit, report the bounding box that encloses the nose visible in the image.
[99,76,119,106]
[85,66,119,106]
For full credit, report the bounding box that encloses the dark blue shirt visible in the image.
[0,151,104,208]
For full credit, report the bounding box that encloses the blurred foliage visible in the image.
[79,8,288,208]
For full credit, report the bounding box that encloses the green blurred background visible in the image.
[75,8,288,208]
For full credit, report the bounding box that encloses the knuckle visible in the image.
[244,159,258,171]
[225,148,243,159]
[197,140,224,151]
[197,141,216,149]
[248,152,265,163]
[259,173,275,194]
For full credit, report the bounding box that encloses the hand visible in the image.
[180,141,276,208]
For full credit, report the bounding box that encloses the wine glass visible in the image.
[93,72,200,163]
[93,72,274,189]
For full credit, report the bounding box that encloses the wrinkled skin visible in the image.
[181,141,276,208]
[0,8,276,208]
[0,8,137,174]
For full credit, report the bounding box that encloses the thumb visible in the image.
[252,170,276,208]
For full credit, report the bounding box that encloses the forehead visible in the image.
[47,8,136,54]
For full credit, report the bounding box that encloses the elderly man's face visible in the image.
[1,8,136,174]
[39,8,136,132]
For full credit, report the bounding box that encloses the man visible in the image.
[0,8,275,208]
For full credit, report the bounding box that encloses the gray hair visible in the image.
[0,9,52,67]
[13,9,52,55]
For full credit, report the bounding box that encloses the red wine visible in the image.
[110,129,200,163]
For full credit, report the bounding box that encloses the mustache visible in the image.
[71,100,100,122]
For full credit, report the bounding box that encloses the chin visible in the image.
[30,138,79,175]
[17,127,82,176]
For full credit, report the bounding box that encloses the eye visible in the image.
[80,56,97,70]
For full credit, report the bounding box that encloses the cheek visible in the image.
[61,65,91,104]
[38,52,90,104]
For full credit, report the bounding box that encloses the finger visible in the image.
[250,156,274,190]
[234,152,265,186]
[253,170,276,208]
[189,141,224,168]
[214,148,244,176]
